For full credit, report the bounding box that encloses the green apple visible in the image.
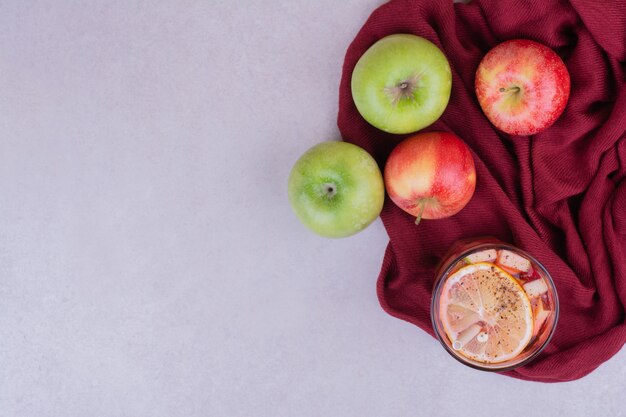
[288,141,384,238]
[351,34,452,134]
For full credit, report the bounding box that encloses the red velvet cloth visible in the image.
[338,0,626,382]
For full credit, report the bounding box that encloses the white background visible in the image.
[0,1,624,416]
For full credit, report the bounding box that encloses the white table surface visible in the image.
[1,1,624,416]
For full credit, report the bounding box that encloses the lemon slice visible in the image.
[440,262,533,364]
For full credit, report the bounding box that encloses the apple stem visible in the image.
[414,200,426,226]
[384,72,422,106]
[321,183,337,199]
[499,86,521,93]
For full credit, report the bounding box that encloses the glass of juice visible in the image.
[431,238,559,371]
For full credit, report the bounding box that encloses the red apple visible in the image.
[384,132,476,224]
[475,39,570,136]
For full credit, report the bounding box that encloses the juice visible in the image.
[431,238,559,371]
